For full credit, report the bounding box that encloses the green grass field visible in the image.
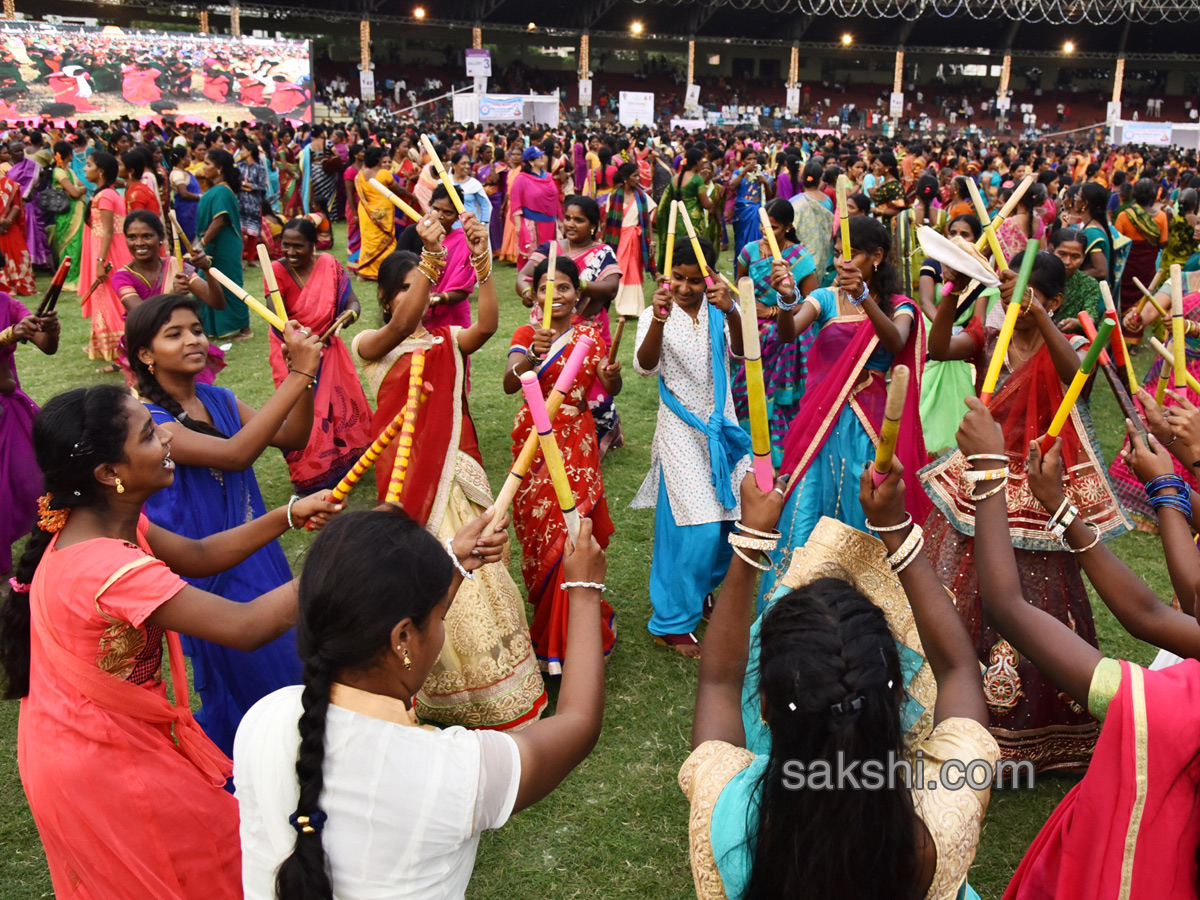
[0,227,1169,898]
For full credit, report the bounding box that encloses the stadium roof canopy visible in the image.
[38,0,1200,57]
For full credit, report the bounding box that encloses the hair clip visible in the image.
[829,692,865,719]
[288,809,328,836]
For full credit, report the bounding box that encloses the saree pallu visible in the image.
[730,171,767,261]
[920,336,1130,772]
[604,187,657,318]
[172,171,200,241]
[423,226,476,331]
[0,177,35,295]
[80,187,133,359]
[359,328,546,729]
[343,164,360,265]
[0,295,39,574]
[195,184,247,337]
[278,146,303,219]
[355,169,397,281]
[730,242,816,466]
[49,166,84,291]
[1004,659,1200,900]
[267,254,373,493]
[1108,289,1200,530]
[511,170,560,269]
[7,159,50,268]
[509,325,617,673]
[143,384,301,759]
[790,193,835,287]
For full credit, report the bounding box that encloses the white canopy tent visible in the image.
[452,92,559,127]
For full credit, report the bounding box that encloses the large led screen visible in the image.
[0,22,313,125]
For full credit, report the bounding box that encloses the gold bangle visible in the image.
[962,467,1009,485]
[734,521,782,540]
[0,326,15,347]
[727,532,779,553]
[886,523,923,569]
[890,534,925,573]
[732,544,771,571]
[1063,520,1101,554]
[972,477,1009,502]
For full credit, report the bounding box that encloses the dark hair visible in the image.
[847,192,870,215]
[167,145,189,168]
[124,209,165,239]
[1050,226,1087,250]
[802,160,823,189]
[274,507,452,900]
[125,295,225,438]
[52,140,73,162]
[377,250,420,324]
[0,385,135,698]
[282,217,319,246]
[207,148,242,193]
[90,151,119,188]
[1079,182,1113,239]
[596,147,613,187]
[914,175,939,224]
[746,578,914,900]
[764,197,799,244]
[614,161,638,184]
[673,234,717,271]
[449,150,468,167]
[364,145,384,168]
[564,195,601,231]
[877,151,901,181]
[1010,249,1066,300]
[1132,177,1157,208]
[947,213,982,241]
[532,254,581,293]
[850,216,899,313]
[1179,188,1199,218]
[120,148,147,180]
[430,183,465,208]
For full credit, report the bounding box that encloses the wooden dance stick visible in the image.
[964,177,1007,269]
[168,210,194,255]
[872,365,910,485]
[607,317,626,367]
[678,201,715,287]
[1133,269,1166,316]
[421,134,466,215]
[543,239,557,329]
[1148,337,1200,395]
[384,349,427,503]
[258,244,287,322]
[738,276,774,491]
[662,200,678,282]
[1172,264,1187,387]
[981,244,1038,405]
[974,175,1033,255]
[172,223,184,271]
[486,336,595,534]
[78,262,113,308]
[206,267,287,331]
[367,177,422,224]
[1155,338,1174,405]
[318,309,356,344]
[836,174,852,263]
[1099,282,1137,396]
[758,206,783,263]
[1039,317,1114,454]
[329,408,409,502]
[1079,311,1147,440]
[519,371,581,544]
[37,257,72,316]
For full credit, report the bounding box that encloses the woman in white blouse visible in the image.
[234,506,608,900]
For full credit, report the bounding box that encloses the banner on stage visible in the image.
[889,92,904,117]
[0,22,313,125]
[1106,101,1121,125]
[786,87,800,115]
[685,83,700,109]
[1122,122,1172,145]
[465,48,491,78]
[479,94,525,121]
[618,90,654,126]
[359,70,375,101]
[578,78,592,107]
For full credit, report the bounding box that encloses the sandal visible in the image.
[94,362,120,374]
[653,632,701,658]
[701,593,715,623]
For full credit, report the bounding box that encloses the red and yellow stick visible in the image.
[981,240,1038,405]
[1040,317,1114,453]
[1099,281,1136,396]
[519,370,580,544]
[330,411,407,503]
[384,349,427,503]
[872,365,910,485]
[738,276,774,491]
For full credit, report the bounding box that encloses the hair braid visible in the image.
[134,370,225,438]
[275,655,335,900]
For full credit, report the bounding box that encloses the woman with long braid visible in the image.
[124,293,322,756]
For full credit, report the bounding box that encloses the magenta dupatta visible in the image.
[779,297,931,524]
[423,226,477,330]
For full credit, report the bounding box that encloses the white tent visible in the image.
[452,92,559,127]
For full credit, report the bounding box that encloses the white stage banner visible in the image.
[619,90,654,126]
[359,70,375,101]
[578,79,592,107]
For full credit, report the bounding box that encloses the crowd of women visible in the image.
[1,113,1200,900]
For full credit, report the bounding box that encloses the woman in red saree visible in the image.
[277,133,304,220]
[0,383,341,900]
[80,152,134,363]
[510,146,561,269]
[269,79,307,116]
[267,218,373,493]
[504,256,621,673]
[921,249,1130,772]
[0,173,35,296]
[958,397,1200,900]
[202,66,231,104]
[120,63,162,105]
[48,66,101,112]
[350,217,546,730]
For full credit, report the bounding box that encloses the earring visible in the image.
[399,646,412,670]
[115,477,125,494]
[148,362,156,375]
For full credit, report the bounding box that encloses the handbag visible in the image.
[37,187,71,217]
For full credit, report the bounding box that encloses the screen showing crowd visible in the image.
[0,23,313,125]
